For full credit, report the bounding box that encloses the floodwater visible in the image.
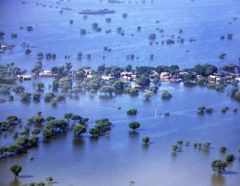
[0,0,240,186]
[0,0,240,70]
[0,81,240,186]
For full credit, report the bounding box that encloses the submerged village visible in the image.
[0,0,240,186]
[0,62,240,104]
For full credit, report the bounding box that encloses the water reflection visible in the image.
[72,138,85,147]
[211,174,225,186]
[128,131,139,137]
[9,178,20,186]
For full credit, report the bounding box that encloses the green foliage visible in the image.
[27,115,45,126]
[43,128,54,140]
[28,136,39,146]
[20,92,31,102]
[144,92,152,100]
[142,136,150,145]
[73,124,86,137]
[15,137,28,146]
[177,140,183,145]
[172,144,178,152]
[197,106,205,114]
[95,118,112,133]
[225,154,234,162]
[136,76,150,87]
[206,107,213,114]
[161,90,172,100]
[47,119,68,131]
[221,106,229,113]
[113,81,124,94]
[71,114,82,123]
[36,82,44,91]
[234,91,240,102]
[44,92,55,102]
[127,108,137,115]
[33,92,41,101]
[219,146,227,153]
[193,64,218,77]
[89,127,100,138]
[211,160,227,174]
[128,122,140,130]
[10,164,22,177]
[125,87,139,96]
[233,108,238,113]
[64,113,73,123]
[45,176,53,183]
[99,86,115,96]
[12,85,25,94]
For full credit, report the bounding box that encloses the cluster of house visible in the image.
[17,68,240,84]
[17,70,57,80]
[206,73,240,84]
[158,72,182,82]
[39,70,57,77]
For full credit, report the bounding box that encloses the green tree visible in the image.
[99,86,115,96]
[64,113,73,124]
[128,122,140,131]
[177,140,183,145]
[45,176,53,184]
[161,90,172,100]
[95,118,112,133]
[113,81,124,94]
[73,124,86,137]
[36,82,44,91]
[89,127,100,138]
[142,136,150,145]
[33,92,41,101]
[144,92,152,100]
[10,164,22,178]
[219,146,227,153]
[127,108,137,115]
[211,160,227,174]
[20,92,31,102]
[172,144,178,152]
[225,154,234,163]
[137,76,150,87]
[44,92,55,102]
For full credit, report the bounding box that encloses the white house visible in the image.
[17,74,32,80]
[101,74,113,80]
[39,70,54,77]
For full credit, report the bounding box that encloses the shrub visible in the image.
[127,108,137,115]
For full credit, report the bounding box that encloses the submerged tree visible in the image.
[73,124,86,137]
[128,122,140,131]
[219,146,227,153]
[142,136,150,145]
[172,144,178,152]
[64,113,73,124]
[211,160,227,174]
[127,108,137,115]
[89,127,100,138]
[10,164,22,178]
[225,154,235,163]
[161,90,172,100]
